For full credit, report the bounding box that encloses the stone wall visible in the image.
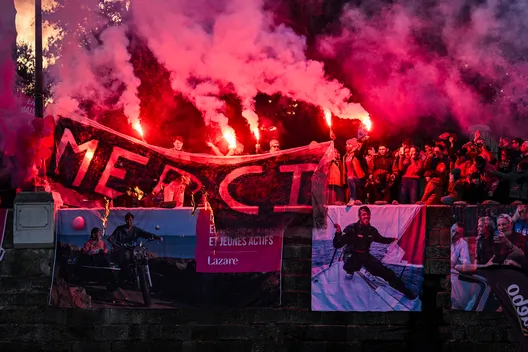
[0,207,521,351]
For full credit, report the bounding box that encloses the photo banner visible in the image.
[311,205,426,312]
[50,116,333,232]
[476,266,528,351]
[194,211,284,273]
[450,204,528,312]
[50,208,282,308]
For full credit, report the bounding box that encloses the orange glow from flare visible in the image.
[133,122,144,138]
[324,109,332,127]
[364,119,372,132]
[223,130,237,149]
[86,150,94,160]
[253,128,260,142]
[134,186,145,200]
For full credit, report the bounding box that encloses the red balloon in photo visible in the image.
[72,216,85,230]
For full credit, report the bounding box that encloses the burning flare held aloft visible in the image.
[101,197,111,236]
[133,186,145,200]
[363,118,372,132]
[323,108,372,141]
[223,129,237,150]
[133,122,144,140]
[324,109,332,128]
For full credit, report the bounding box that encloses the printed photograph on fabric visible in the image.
[450,204,528,311]
[49,208,281,309]
[312,205,426,311]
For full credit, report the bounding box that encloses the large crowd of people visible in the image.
[327,131,528,206]
[115,129,528,208]
[3,125,526,208]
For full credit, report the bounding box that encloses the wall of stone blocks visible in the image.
[0,207,522,351]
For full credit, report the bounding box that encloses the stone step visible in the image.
[0,249,53,277]
[0,291,49,307]
[0,276,51,292]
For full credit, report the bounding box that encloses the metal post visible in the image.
[35,0,43,118]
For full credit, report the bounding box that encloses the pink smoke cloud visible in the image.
[130,0,369,134]
[47,0,141,126]
[0,1,44,186]
[316,0,528,137]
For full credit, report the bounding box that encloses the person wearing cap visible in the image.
[333,206,418,300]
[173,136,184,152]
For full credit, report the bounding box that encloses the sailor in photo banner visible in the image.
[333,206,418,300]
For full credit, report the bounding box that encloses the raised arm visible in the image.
[206,142,225,156]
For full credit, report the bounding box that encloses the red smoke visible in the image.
[5,0,528,156]
[42,0,370,142]
[316,0,528,137]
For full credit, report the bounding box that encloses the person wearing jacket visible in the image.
[328,148,345,205]
[492,161,528,203]
[333,206,417,299]
[441,168,466,205]
[418,171,442,205]
[342,137,368,206]
[398,147,424,204]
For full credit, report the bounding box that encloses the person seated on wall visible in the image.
[149,174,191,208]
[171,175,191,207]
[114,186,137,207]
[138,190,162,208]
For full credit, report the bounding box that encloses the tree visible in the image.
[16,42,53,101]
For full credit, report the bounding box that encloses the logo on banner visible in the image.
[507,284,528,336]
[194,211,283,273]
